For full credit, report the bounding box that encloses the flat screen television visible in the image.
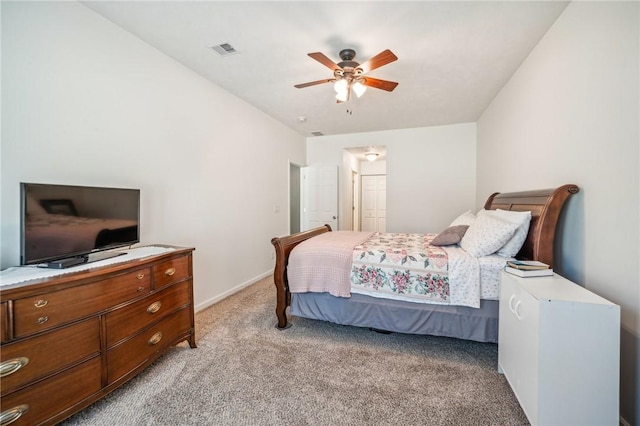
[20,183,140,268]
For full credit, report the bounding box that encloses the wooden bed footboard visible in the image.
[270,224,332,329]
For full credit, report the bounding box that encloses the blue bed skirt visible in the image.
[290,292,499,343]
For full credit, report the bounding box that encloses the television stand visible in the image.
[38,250,126,269]
[38,256,87,269]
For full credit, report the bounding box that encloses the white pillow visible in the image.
[478,209,532,257]
[449,210,476,227]
[460,213,519,257]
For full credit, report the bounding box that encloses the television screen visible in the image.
[21,183,140,267]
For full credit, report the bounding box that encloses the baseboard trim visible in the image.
[194,270,272,313]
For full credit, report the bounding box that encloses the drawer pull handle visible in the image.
[0,357,29,378]
[165,267,176,277]
[137,273,145,280]
[508,295,517,313]
[137,286,145,292]
[148,332,163,346]
[514,300,523,321]
[147,301,162,314]
[34,299,48,308]
[0,404,29,426]
[36,316,48,325]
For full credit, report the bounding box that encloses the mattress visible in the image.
[289,231,510,309]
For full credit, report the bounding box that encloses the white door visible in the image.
[361,175,386,232]
[351,170,359,231]
[301,165,338,231]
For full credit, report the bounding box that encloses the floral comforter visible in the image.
[351,233,481,308]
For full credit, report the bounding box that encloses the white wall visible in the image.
[1,2,305,310]
[477,2,639,423]
[360,159,386,175]
[307,123,476,233]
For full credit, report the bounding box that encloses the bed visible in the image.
[271,184,579,342]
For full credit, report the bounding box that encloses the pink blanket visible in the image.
[287,231,374,297]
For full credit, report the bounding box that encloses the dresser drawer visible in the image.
[13,268,151,338]
[153,256,189,289]
[106,280,191,347]
[1,318,100,395]
[0,357,101,426]
[107,307,191,383]
[1,302,8,343]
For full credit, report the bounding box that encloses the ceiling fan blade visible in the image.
[294,78,335,89]
[359,49,398,73]
[361,77,398,92]
[308,52,341,71]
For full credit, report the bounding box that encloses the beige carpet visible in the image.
[61,277,529,425]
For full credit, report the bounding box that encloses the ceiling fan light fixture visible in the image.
[295,49,397,104]
[334,79,348,93]
[353,80,367,97]
[334,79,349,102]
[336,90,349,102]
[364,149,379,162]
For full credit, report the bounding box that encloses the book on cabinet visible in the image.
[505,266,554,278]
[506,260,550,270]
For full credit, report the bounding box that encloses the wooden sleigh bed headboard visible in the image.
[483,184,579,267]
[271,184,579,329]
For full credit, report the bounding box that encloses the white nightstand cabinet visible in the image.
[498,271,620,426]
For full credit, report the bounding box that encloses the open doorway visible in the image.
[289,163,301,235]
[344,146,387,233]
[290,163,339,233]
[351,170,359,231]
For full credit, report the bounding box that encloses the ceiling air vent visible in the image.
[310,131,324,137]
[211,43,238,56]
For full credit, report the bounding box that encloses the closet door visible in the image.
[361,175,386,232]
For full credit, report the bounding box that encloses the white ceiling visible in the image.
[81,1,569,137]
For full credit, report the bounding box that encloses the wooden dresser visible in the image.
[0,246,196,426]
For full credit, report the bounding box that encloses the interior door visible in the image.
[351,170,359,231]
[289,163,301,234]
[301,165,338,231]
[361,175,386,232]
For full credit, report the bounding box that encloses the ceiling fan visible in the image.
[295,49,398,102]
